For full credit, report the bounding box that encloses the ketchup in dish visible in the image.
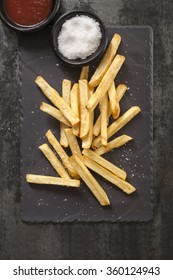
[5,0,53,26]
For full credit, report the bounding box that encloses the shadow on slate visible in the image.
[20,26,153,223]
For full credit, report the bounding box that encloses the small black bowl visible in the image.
[52,10,108,67]
[0,0,61,32]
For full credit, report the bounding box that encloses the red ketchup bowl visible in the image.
[0,0,61,32]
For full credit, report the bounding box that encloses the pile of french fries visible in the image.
[26,33,141,206]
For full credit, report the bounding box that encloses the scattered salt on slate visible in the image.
[57,15,102,60]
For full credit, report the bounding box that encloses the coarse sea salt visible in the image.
[57,15,102,60]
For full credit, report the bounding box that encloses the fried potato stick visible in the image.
[79,80,90,139]
[40,102,71,126]
[83,156,136,194]
[94,135,133,155]
[39,143,70,179]
[82,149,126,180]
[87,55,125,112]
[89,34,121,88]
[117,84,128,101]
[26,174,80,188]
[70,155,110,206]
[100,92,109,146]
[93,106,111,137]
[46,130,79,179]
[82,88,94,149]
[80,66,89,80]
[35,76,79,126]
[70,83,80,136]
[92,106,141,149]
[60,79,71,147]
[108,81,120,119]
[64,129,82,159]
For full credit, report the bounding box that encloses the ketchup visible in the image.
[5,0,53,26]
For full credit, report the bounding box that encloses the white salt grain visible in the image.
[58,15,102,60]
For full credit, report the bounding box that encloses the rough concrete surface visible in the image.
[0,0,173,259]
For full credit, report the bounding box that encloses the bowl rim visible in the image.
[0,0,61,32]
[52,9,108,67]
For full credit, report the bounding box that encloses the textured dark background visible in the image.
[0,0,173,259]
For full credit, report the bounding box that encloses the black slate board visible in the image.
[20,26,153,222]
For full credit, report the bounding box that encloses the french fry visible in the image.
[82,88,94,149]
[26,174,80,188]
[39,144,70,179]
[40,102,71,126]
[70,83,80,136]
[60,127,68,147]
[80,66,89,80]
[79,80,90,139]
[87,55,125,112]
[35,76,79,126]
[93,106,111,137]
[82,149,127,180]
[82,109,94,149]
[93,116,101,137]
[89,34,121,88]
[60,79,71,147]
[92,106,141,149]
[83,156,136,194]
[70,155,110,206]
[108,81,120,119]
[93,84,127,137]
[94,135,133,155]
[64,129,82,158]
[117,84,128,101]
[100,92,109,146]
[45,130,79,179]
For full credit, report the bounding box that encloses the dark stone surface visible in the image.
[0,0,173,259]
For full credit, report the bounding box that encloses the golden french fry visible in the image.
[108,81,120,119]
[93,116,101,137]
[108,106,141,139]
[70,83,80,136]
[64,129,82,158]
[26,174,80,188]
[60,125,68,148]
[70,155,110,206]
[39,144,70,179]
[92,106,141,149]
[40,102,71,126]
[62,79,71,103]
[89,34,121,88]
[82,149,126,180]
[82,110,94,149]
[80,66,89,80]
[60,79,71,147]
[117,84,128,101]
[94,135,133,155]
[82,88,94,149]
[100,92,109,146]
[35,76,79,126]
[93,84,127,137]
[79,80,90,139]
[83,156,136,194]
[45,130,79,179]
[87,55,125,112]
[93,106,111,137]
